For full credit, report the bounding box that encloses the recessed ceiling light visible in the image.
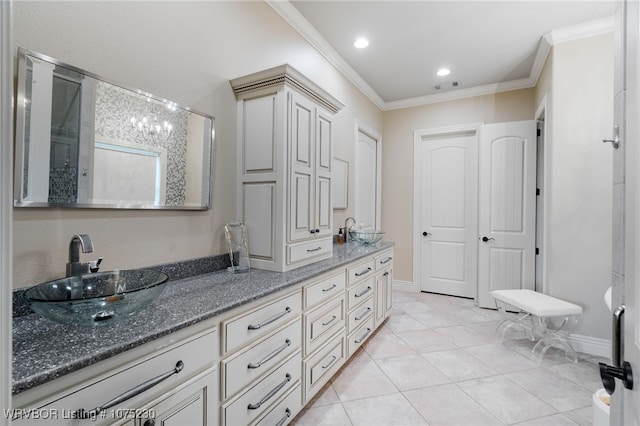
[437,68,451,77]
[354,38,369,49]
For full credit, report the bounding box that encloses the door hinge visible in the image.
[536,188,540,196]
[537,128,541,137]
[536,247,540,255]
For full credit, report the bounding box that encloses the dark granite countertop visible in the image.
[12,241,394,395]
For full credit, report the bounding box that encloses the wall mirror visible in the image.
[14,48,214,210]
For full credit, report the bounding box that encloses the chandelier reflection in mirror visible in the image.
[14,47,215,210]
[130,100,176,143]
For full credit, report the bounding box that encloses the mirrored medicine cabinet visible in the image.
[14,48,215,210]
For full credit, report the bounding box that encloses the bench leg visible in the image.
[493,298,582,364]
[531,315,580,364]
[494,300,536,342]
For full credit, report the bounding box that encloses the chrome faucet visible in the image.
[344,217,356,243]
[66,234,101,277]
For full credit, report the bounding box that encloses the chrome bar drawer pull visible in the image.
[355,307,371,321]
[248,307,292,330]
[274,408,292,426]
[380,257,393,264]
[322,284,337,292]
[355,328,372,344]
[322,355,337,369]
[355,267,372,277]
[247,374,292,410]
[76,361,184,419]
[307,246,322,253]
[354,286,372,298]
[322,315,337,326]
[247,339,292,369]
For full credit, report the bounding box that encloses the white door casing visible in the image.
[416,128,479,298]
[477,120,537,308]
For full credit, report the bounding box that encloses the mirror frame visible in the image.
[14,47,215,210]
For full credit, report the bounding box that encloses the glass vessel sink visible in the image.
[348,229,385,245]
[23,269,169,326]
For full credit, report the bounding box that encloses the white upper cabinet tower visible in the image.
[231,65,344,272]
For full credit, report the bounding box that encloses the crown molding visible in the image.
[548,15,615,46]
[266,0,386,109]
[267,2,615,111]
[230,63,345,113]
[384,78,535,111]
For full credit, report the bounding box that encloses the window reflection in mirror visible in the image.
[15,48,214,210]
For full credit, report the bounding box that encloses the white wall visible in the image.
[539,33,614,340]
[11,1,381,288]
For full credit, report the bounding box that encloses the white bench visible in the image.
[491,289,583,363]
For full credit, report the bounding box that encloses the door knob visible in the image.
[480,236,495,242]
[422,231,431,237]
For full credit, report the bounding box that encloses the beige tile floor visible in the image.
[292,290,606,426]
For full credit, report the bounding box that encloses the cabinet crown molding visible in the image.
[230,64,344,114]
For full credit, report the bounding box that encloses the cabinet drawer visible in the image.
[287,238,332,265]
[348,317,375,358]
[304,296,345,356]
[303,333,346,402]
[347,297,374,335]
[222,352,301,426]
[252,383,302,426]
[222,320,302,400]
[303,271,345,309]
[347,259,375,285]
[374,251,394,270]
[223,291,301,354]
[15,330,218,426]
[346,277,374,311]
[141,367,218,426]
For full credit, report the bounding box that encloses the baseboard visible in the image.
[393,279,418,292]
[567,334,611,359]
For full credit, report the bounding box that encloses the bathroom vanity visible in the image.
[11,242,393,425]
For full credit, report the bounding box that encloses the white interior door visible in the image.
[477,120,537,308]
[623,0,640,421]
[418,131,478,298]
[625,234,639,426]
[355,129,380,230]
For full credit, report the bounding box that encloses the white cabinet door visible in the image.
[419,133,478,299]
[477,120,537,308]
[289,92,315,243]
[143,368,218,426]
[289,94,334,243]
[315,109,333,238]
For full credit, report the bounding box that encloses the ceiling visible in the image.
[269,1,617,110]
